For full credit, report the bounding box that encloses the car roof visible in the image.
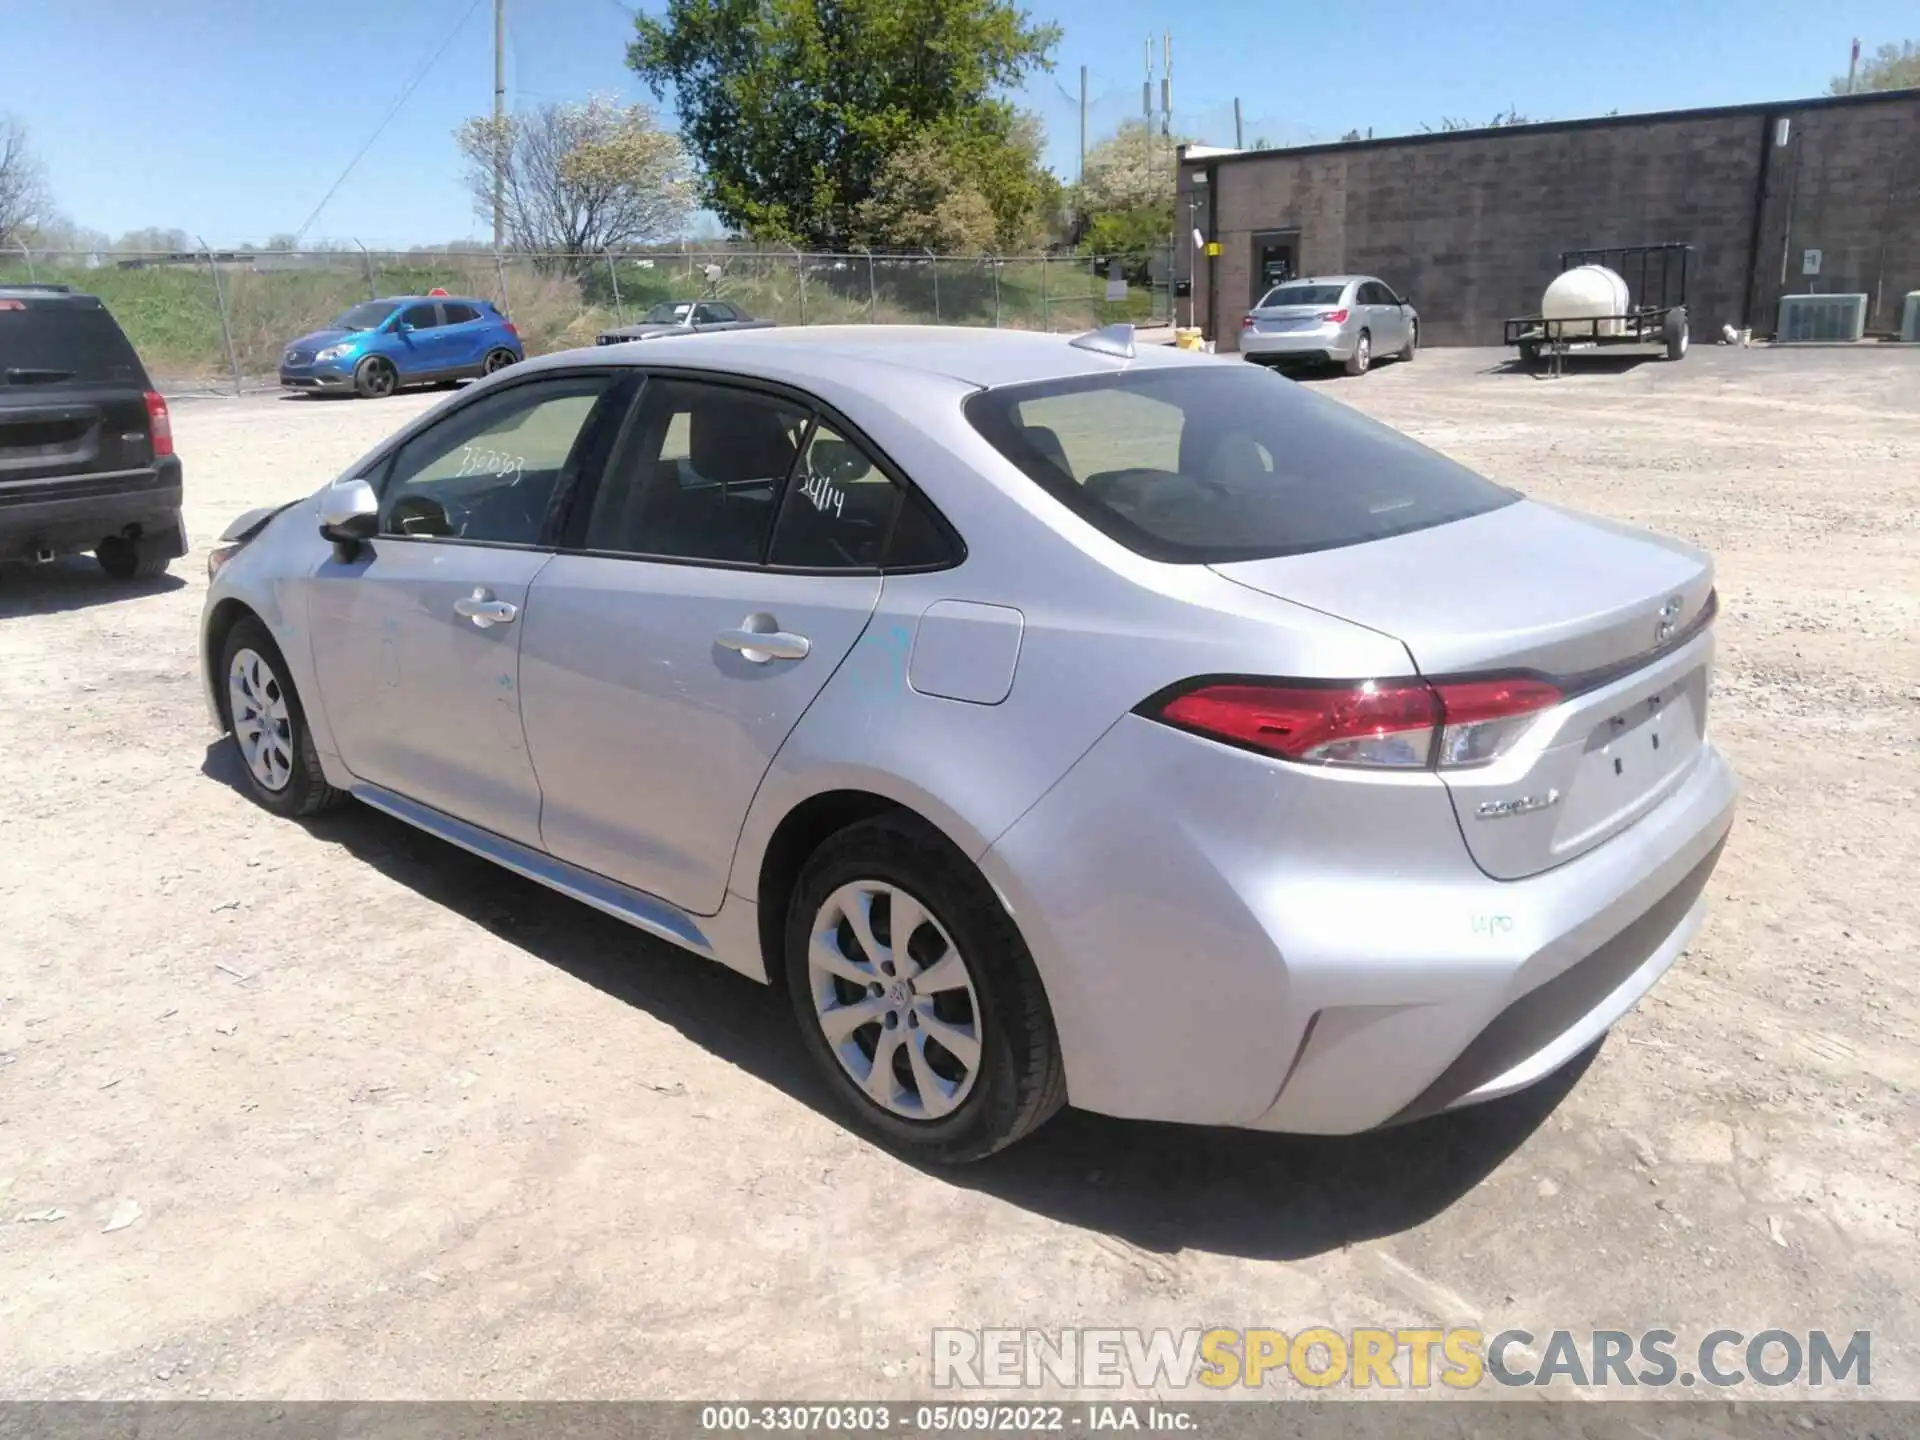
[521,324,1203,390]
[368,295,491,306]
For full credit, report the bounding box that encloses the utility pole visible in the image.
[1078,64,1087,235]
[1845,37,1860,94]
[493,0,506,254]
[1234,97,1243,149]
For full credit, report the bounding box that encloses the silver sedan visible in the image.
[1240,274,1419,375]
[200,324,1734,1163]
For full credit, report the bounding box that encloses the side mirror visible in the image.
[319,478,379,559]
[395,321,415,334]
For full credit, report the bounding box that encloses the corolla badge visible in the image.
[1477,789,1560,820]
[1656,595,1683,643]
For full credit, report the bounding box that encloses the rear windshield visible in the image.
[963,364,1516,563]
[0,299,148,387]
[334,301,399,331]
[1257,284,1346,308]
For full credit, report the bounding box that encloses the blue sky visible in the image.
[2,0,1910,247]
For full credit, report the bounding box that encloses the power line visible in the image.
[292,0,488,242]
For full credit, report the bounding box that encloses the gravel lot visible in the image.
[2,345,1916,1400]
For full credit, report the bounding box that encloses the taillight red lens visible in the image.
[1241,315,1255,328]
[143,391,174,458]
[1319,308,1349,323]
[1156,681,1441,767]
[1146,675,1562,770]
[504,321,519,336]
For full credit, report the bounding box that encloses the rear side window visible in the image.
[964,365,1516,564]
[401,304,440,330]
[0,300,148,386]
[443,302,480,324]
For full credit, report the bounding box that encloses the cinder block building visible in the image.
[1177,87,1920,349]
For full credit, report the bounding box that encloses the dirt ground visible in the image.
[1,345,1916,1401]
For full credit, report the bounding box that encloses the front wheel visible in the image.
[1344,329,1372,376]
[219,617,343,817]
[784,815,1065,1164]
[353,355,398,399]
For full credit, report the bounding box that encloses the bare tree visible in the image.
[455,96,693,267]
[0,114,52,248]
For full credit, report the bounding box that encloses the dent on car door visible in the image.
[517,376,910,915]
[304,371,624,844]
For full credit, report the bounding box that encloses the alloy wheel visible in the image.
[228,647,294,792]
[484,349,514,373]
[807,880,984,1120]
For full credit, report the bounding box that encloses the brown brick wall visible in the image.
[1193,92,1920,349]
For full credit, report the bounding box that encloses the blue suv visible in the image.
[278,296,523,399]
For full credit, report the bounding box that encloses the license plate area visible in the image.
[1553,672,1706,856]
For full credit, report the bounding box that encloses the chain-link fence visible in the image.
[0,244,1175,394]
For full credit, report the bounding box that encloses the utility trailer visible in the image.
[1504,243,1692,375]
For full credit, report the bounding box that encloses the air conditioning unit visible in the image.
[1776,293,1867,343]
[1901,292,1920,343]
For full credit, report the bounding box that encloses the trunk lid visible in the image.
[1247,304,1337,334]
[1211,499,1717,879]
[1,296,156,481]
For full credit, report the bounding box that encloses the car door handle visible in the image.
[454,588,518,628]
[717,615,810,663]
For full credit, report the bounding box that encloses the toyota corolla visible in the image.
[200,324,1736,1163]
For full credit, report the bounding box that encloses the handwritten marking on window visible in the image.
[454,444,525,483]
[800,470,845,519]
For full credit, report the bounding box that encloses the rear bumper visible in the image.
[0,460,186,558]
[1241,330,1350,363]
[979,715,1737,1133]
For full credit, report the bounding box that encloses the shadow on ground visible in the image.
[202,743,1581,1262]
[1483,353,1663,379]
[0,556,187,617]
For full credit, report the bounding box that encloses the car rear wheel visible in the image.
[219,617,343,817]
[481,347,517,375]
[1397,320,1418,362]
[95,536,170,581]
[1344,329,1372,376]
[784,815,1065,1164]
[353,355,398,399]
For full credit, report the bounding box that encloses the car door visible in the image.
[690,302,733,332]
[438,301,487,371]
[517,374,905,915]
[390,302,447,379]
[305,370,625,845]
[1361,282,1403,351]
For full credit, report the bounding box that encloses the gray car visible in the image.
[1240,275,1418,375]
[200,324,1735,1163]
[596,299,777,346]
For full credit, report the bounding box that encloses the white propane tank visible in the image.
[1541,265,1630,339]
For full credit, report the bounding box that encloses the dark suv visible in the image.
[0,285,185,580]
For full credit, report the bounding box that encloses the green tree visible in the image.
[1831,39,1920,93]
[628,0,1059,249]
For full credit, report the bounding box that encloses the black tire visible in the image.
[353,355,398,399]
[1519,340,1541,368]
[1343,328,1372,376]
[95,537,170,581]
[217,616,343,818]
[783,814,1066,1164]
[1397,319,1418,362]
[481,347,518,376]
[1663,306,1689,361]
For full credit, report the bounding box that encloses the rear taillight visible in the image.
[143,391,174,458]
[1319,308,1349,323]
[1241,315,1255,329]
[504,321,519,336]
[1144,675,1561,770]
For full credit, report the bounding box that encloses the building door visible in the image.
[1251,230,1301,304]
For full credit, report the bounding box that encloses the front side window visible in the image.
[334,301,398,332]
[582,379,804,563]
[965,365,1516,563]
[378,375,612,545]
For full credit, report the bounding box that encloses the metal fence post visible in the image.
[197,235,244,396]
[19,245,35,282]
[1040,253,1049,331]
[991,256,1002,328]
[605,248,623,324]
[861,247,876,322]
[793,247,806,324]
[495,249,511,316]
[354,239,376,299]
[926,248,939,322]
